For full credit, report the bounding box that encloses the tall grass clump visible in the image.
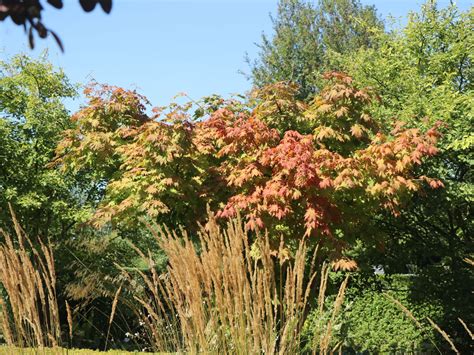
[118,213,346,354]
[0,206,60,348]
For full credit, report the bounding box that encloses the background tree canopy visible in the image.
[247,0,383,99]
[0,54,81,238]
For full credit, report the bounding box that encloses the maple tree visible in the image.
[247,2,472,350]
[53,85,216,231]
[248,2,472,351]
[53,72,443,256]
[206,73,442,248]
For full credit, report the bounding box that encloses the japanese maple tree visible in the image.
[53,73,443,255]
[204,73,442,248]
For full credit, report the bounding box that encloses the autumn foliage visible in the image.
[53,73,443,248]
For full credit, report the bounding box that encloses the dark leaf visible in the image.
[47,0,64,9]
[36,22,47,38]
[79,0,97,12]
[50,30,64,52]
[26,4,42,17]
[3,0,112,50]
[11,13,26,25]
[99,0,112,14]
[28,26,35,49]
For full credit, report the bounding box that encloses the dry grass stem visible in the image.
[318,275,349,354]
[65,301,73,343]
[427,317,460,354]
[0,205,61,348]
[383,292,422,329]
[119,213,323,353]
[458,318,473,340]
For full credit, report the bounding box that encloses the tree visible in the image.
[208,73,442,252]
[51,85,213,232]
[339,0,472,273]
[0,54,98,240]
[54,73,443,262]
[247,0,383,100]
[0,0,112,51]
[335,2,473,350]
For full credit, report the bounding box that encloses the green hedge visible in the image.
[302,273,443,353]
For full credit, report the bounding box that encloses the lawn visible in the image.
[0,347,161,355]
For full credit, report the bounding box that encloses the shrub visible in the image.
[303,273,443,353]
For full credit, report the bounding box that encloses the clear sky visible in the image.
[0,0,471,110]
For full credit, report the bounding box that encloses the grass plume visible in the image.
[118,213,324,353]
[0,205,61,348]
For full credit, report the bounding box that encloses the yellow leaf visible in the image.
[350,124,363,138]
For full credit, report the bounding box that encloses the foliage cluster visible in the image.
[338,3,473,350]
[52,72,442,260]
[0,54,88,239]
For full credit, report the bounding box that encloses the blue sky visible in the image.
[0,0,471,110]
